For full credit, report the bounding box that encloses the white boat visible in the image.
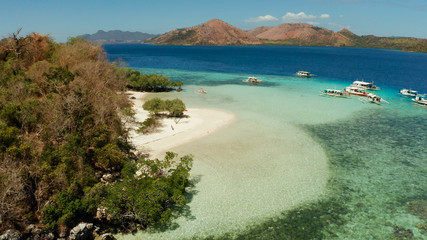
[400,89,418,97]
[412,96,427,105]
[345,86,368,97]
[296,71,312,77]
[351,80,381,90]
[320,89,349,97]
[243,76,262,84]
[359,93,388,104]
[367,93,387,104]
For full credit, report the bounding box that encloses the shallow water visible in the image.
[108,46,427,239]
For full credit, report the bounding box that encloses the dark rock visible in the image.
[393,225,414,239]
[69,222,94,240]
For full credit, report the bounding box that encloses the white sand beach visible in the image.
[127,91,235,159]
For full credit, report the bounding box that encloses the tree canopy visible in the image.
[0,31,193,236]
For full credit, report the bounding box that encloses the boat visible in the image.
[296,71,312,77]
[359,93,388,104]
[345,86,368,96]
[412,96,427,105]
[400,89,418,97]
[196,88,207,94]
[243,76,263,84]
[320,89,349,97]
[351,80,381,90]
[367,93,387,104]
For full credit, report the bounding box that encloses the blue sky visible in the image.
[1,0,426,42]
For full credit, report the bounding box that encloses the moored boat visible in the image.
[345,86,368,96]
[296,71,312,77]
[367,93,387,104]
[320,89,349,97]
[351,80,381,90]
[243,76,262,84]
[400,89,418,97]
[412,96,427,105]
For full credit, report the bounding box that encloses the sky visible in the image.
[1,0,427,42]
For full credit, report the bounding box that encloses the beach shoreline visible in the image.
[127,91,236,159]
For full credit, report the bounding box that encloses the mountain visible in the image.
[246,26,273,37]
[252,23,352,47]
[79,30,157,44]
[145,19,427,52]
[145,19,261,45]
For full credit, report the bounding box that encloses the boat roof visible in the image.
[346,86,365,90]
[353,80,373,84]
[298,71,310,73]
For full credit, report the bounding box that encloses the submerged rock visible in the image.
[393,225,414,239]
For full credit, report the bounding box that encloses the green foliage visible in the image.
[0,125,19,151]
[42,189,89,228]
[165,99,186,117]
[0,102,21,128]
[143,97,166,115]
[43,66,74,92]
[0,31,194,235]
[126,69,183,92]
[143,97,186,117]
[66,37,89,45]
[102,153,193,227]
[138,116,159,134]
[94,143,126,171]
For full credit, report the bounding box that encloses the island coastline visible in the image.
[127,91,236,159]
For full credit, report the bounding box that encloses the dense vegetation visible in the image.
[0,31,192,237]
[126,69,183,92]
[143,97,186,117]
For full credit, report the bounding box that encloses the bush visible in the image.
[126,69,183,92]
[165,99,186,117]
[102,153,193,227]
[94,143,126,171]
[142,97,165,115]
[143,98,186,117]
[138,116,159,134]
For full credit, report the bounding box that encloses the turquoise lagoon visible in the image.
[117,69,427,239]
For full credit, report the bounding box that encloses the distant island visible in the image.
[144,19,427,53]
[79,30,157,44]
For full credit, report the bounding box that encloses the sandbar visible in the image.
[127,91,235,159]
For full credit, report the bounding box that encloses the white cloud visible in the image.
[245,15,279,23]
[319,14,330,19]
[282,12,331,22]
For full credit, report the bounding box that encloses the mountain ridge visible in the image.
[145,19,427,52]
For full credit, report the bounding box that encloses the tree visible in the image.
[142,97,166,115]
[165,99,186,117]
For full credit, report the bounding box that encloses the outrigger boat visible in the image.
[345,86,368,96]
[351,80,381,90]
[243,76,263,84]
[359,93,388,104]
[400,89,418,97]
[320,89,349,97]
[412,96,427,105]
[296,71,312,77]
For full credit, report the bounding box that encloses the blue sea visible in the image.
[104,44,427,239]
